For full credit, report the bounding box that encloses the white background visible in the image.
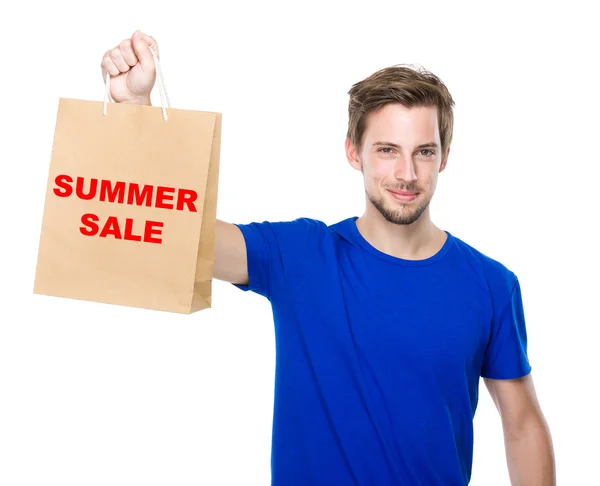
[1,1,598,484]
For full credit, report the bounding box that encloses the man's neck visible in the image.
[355,207,447,261]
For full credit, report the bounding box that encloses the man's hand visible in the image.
[100,30,158,105]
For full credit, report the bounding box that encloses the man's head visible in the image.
[345,65,455,226]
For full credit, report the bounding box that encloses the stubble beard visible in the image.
[367,189,431,226]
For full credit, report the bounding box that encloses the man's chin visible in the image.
[385,210,421,226]
[378,204,422,225]
[368,193,430,226]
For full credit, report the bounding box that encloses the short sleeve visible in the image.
[232,221,281,300]
[481,277,532,380]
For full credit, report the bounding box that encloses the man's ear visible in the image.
[439,146,450,172]
[345,138,362,171]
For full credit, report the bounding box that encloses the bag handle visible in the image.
[103,44,170,121]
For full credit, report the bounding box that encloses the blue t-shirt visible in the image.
[233,216,531,485]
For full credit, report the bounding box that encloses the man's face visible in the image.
[346,103,449,225]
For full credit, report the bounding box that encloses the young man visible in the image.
[102,30,556,485]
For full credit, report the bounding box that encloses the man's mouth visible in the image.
[387,189,418,202]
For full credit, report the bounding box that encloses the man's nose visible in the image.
[394,156,417,182]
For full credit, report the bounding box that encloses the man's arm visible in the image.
[100,34,251,287]
[484,374,556,485]
[213,220,249,285]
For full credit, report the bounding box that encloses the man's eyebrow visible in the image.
[372,141,440,149]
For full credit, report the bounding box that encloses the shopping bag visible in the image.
[33,49,221,314]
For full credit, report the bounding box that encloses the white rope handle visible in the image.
[103,44,170,121]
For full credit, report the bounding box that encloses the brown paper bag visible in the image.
[33,93,222,314]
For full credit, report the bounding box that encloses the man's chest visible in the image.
[339,271,493,374]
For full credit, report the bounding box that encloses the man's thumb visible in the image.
[131,30,158,73]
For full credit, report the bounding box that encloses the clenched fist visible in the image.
[101,30,159,105]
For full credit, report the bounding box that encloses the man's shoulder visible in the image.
[449,233,518,296]
[235,216,349,239]
[233,217,350,255]
[451,234,513,272]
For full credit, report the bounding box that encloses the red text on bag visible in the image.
[52,175,200,244]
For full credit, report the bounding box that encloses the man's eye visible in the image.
[378,148,435,156]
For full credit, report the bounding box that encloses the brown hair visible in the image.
[347,64,455,154]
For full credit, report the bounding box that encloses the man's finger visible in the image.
[131,30,158,73]
[119,39,138,67]
[101,54,119,77]
[110,47,130,73]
